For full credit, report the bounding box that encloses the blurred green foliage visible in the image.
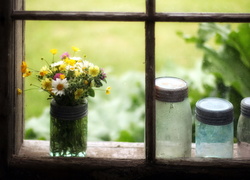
[179,23,250,139]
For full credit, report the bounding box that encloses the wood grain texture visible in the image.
[18,140,145,159]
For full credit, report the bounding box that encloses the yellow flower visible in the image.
[50,49,58,55]
[59,64,67,71]
[89,66,100,77]
[17,88,22,95]
[59,74,65,79]
[39,66,49,77]
[21,61,27,73]
[74,70,81,77]
[41,78,52,90]
[72,46,80,52]
[74,89,84,100]
[23,69,32,77]
[52,67,58,72]
[84,80,89,85]
[67,59,76,66]
[105,86,111,95]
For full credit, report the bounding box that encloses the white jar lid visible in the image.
[155,77,188,102]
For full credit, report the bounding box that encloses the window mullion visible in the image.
[145,0,156,163]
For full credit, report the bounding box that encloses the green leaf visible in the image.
[228,24,250,68]
[179,23,250,99]
[176,31,197,43]
[88,88,95,97]
[198,23,231,42]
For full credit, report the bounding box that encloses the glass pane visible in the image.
[157,0,250,13]
[156,22,250,158]
[156,23,202,72]
[24,21,145,145]
[25,0,145,12]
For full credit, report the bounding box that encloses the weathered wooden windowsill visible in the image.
[17,140,243,159]
[8,140,250,179]
[18,140,145,159]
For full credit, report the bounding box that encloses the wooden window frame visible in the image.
[2,0,250,178]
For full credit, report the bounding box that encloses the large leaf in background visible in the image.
[188,23,250,97]
[228,24,250,68]
[202,43,250,97]
[197,23,231,46]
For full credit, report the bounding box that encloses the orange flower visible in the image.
[23,69,32,77]
[21,61,27,73]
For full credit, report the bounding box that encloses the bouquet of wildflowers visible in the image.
[21,46,111,106]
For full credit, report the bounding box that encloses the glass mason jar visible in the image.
[195,97,234,158]
[237,97,250,158]
[50,99,88,157]
[155,77,192,158]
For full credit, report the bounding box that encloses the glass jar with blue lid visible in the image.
[195,97,234,158]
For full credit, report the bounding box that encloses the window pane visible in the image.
[157,0,250,13]
[24,21,145,144]
[156,23,202,73]
[156,23,200,158]
[156,22,250,158]
[25,0,145,12]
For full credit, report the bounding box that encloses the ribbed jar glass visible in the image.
[50,99,88,157]
[195,97,234,158]
[155,77,192,158]
[237,97,250,158]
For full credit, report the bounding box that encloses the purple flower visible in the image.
[60,52,70,59]
[53,73,64,80]
[100,68,107,80]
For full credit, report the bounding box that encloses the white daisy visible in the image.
[66,65,76,71]
[70,57,82,61]
[82,60,94,68]
[51,60,64,67]
[52,78,69,96]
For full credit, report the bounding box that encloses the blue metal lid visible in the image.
[195,97,233,125]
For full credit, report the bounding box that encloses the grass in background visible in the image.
[25,0,145,12]
[157,0,250,13]
[26,0,250,13]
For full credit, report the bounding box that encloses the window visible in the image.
[2,0,250,179]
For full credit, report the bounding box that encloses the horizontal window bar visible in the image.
[12,11,250,22]
[155,13,250,22]
[12,11,147,21]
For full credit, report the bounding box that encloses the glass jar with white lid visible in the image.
[155,77,192,158]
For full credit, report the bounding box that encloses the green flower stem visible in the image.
[50,115,88,157]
